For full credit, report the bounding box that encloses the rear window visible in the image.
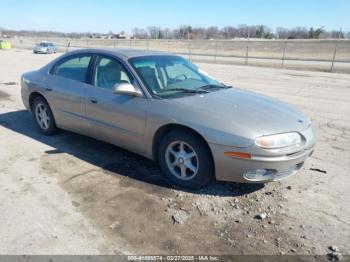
[53,55,92,83]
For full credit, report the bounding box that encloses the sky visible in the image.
[0,0,349,33]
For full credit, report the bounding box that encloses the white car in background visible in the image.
[33,41,57,54]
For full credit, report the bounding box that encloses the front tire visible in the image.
[159,129,214,189]
[32,97,57,135]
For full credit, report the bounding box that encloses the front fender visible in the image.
[144,111,254,160]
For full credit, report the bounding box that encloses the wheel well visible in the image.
[29,92,46,111]
[152,124,215,167]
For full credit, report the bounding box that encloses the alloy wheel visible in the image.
[165,141,199,180]
[35,103,50,130]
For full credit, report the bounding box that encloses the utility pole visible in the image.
[339,27,343,39]
[330,27,342,72]
[331,40,339,72]
[281,41,287,69]
[245,29,250,65]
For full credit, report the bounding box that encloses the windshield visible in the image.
[38,42,49,47]
[129,55,225,97]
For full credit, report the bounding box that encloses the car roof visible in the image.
[66,48,174,59]
[38,41,54,45]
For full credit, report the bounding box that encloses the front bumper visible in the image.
[33,48,48,53]
[209,126,316,183]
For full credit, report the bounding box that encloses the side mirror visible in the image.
[112,83,143,97]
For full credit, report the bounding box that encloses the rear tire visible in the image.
[32,96,57,135]
[159,129,213,189]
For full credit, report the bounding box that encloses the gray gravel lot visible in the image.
[0,49,349,256]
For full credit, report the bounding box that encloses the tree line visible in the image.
[134,25,349,40]
[1,25,349,40]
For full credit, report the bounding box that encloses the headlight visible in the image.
[255,132,302,149]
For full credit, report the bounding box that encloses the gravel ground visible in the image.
[0,49,349,257]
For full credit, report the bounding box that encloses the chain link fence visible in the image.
[9,37,350,73]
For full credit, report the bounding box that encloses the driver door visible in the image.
[85,55,147,154]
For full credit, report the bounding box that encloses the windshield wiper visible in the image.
[199,84,232,90]
[158,88,210,94]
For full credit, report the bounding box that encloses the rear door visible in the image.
[85,55,147,154]
[44,54,92,133]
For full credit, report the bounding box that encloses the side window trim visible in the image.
[87,54,97,85]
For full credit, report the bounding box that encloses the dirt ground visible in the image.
[0,49,349,256]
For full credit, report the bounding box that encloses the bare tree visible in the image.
[206,26,219,39]
[236,24,250,38]
[276,27,288,39]
[191,27,207,39]
[147,26,161,39]
[132,28,148,39]
[222,26,237,39]
[173,25,192,39]
[255,25,272,38]
[161,28,172,39]
[279,27,308,39]
[330,29,344,39]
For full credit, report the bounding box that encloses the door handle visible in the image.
[89,97,98,104]
[44,87,52,91]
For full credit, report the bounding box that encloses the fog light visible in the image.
[243,169,275,181]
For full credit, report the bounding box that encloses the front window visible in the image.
[129,55,225,98]
[93,56,132,90]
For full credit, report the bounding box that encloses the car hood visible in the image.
[160,88,310,145]
[34,46,46,50]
